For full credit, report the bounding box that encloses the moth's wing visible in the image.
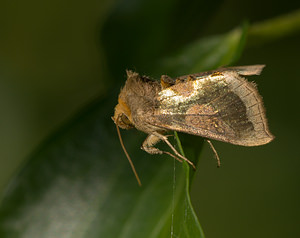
[219,65,265,75]
[176,65,265,81]
[147,71,274,146]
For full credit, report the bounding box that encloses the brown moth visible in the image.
[112,65,274,185]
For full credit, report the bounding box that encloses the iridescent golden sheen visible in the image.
[112,65,274,169]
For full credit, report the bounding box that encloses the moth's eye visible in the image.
[117,114,133,129]
[120,114,132,126]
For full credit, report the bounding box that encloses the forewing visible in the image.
[176,65,266,80]
[147,71,274,146]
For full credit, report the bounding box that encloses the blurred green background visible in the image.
[0,0,300,237]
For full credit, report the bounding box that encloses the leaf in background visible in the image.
[0,18,248,238]
[0,93,205,238]
[247,9,300,46]
[101,0,224,80]
[0,98,182,238]
[156,23,248,76]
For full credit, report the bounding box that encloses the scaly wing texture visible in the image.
[147,69,274,146]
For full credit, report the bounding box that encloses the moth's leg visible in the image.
[164,134,174,138]
[152,132,196,170]
[141,134,183,163]
[141,134,162,155]
[206,140,221,167]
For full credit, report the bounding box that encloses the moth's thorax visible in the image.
[113,70,162,133]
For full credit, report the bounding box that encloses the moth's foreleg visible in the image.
[141,134,183,163]
[141,134,162,155]
[152,132,196,170]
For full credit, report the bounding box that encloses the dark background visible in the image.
[0,0,299,237]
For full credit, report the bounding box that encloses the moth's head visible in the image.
[112,70,139,129]
[112,97,134,130]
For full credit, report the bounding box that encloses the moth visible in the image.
[112,65,274,185]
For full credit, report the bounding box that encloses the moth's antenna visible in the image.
[206,140,221,167]
[115,124,142,186]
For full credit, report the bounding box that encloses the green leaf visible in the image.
[0,21,247,238]
[156,23,248,76]
[247,9,300,47]
[172,132,205,238]
[0,96,204,238]
[101,0,225,79]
